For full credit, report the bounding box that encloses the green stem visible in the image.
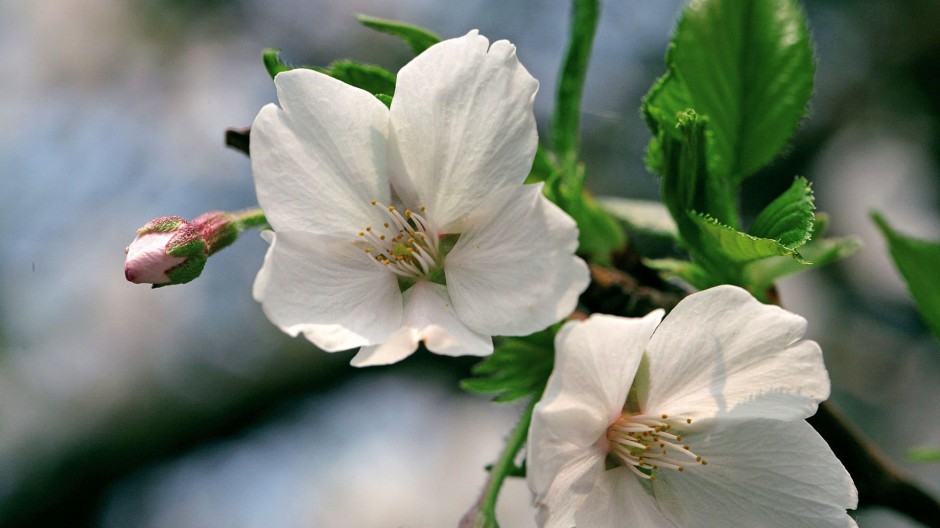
[551,0,600,178]
[230,208,269,231]
[461,398,537,528]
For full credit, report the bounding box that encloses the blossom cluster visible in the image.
[125,30,858,527]
[246,33,857,526]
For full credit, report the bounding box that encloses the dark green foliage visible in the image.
[461,329,556,403]
[874,213,940,343]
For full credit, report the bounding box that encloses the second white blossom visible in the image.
[527,285,858,527]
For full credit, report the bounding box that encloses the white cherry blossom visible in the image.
[250,31,589,367]
[526,285,858,527]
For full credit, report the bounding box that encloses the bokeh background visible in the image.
[1,0,939,526]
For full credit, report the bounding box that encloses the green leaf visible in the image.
[691,212,798,264]
[642,71,693,143]
[873,212,940,342]
[746,235,861,295]
[908,447,940,463]
[460,329,555,403]
[659,109,738,236]
[375,94,393,108]
[572,193,628,265]
[644,258,712,289]
[596,196,678,239]
[524,145,557,186]
[356,14,441,56]
[262,48,294,79]
[260,50,396,104]
[318,60,396,98]
[668,0,815,183]
[750,176,815,249]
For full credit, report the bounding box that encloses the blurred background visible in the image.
[1,0,938,526]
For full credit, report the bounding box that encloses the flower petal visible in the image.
[576,468,674,528]
[350,281,492,367]
[387,30,538,230]
[527,443,604,528]
[445,184,589,336]
[640,285,829,422]
[253,231,402,351]
[537,312,665,438]
[251,69,390,235]
[652,419,857,528]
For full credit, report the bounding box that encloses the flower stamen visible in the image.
[358,200,443,279]
[605,413,706,479]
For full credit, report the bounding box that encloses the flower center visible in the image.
[605,413,707,480]
[358,200,442,279]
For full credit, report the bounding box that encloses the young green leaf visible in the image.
[356,15,442,56]
[750,176,815,249]
[678,0,815,182]
[319,60,396,98]
[596,196,678,240]
[262,48,295,79]
[644,258,712,290]
[659,110,738,235]
[746,235,861,295]
[691,212,799,264]
[460,329,555,403]
[873,212,940,342]
[648,0,815,184]
[260,51,396,104]
[375,94,393,108]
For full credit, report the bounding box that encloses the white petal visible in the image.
[253,231,402,352]
[652,419,858,528]
[387,31,539,230]
[536,312,665,444]
[526,443,604,528]
[251,69,390,235]
[350,281,492,367]
[640,285,830,422]
[576,468,674,528]
[445,184,589,336]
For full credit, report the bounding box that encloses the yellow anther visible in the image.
[370,199,377,205]
[358,232,365,236]
[388,206,395,212]
[366,227,372,231]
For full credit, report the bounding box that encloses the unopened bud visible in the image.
[124,212,241,288]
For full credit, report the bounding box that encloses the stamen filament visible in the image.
[605,411,705,480]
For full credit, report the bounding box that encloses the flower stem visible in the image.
[551,0,599,178]
[230,208,269,231]
[459,397,537,528]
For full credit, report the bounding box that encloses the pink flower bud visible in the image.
[124,229,188,285]
[124,216,209,287]
[124,211,250,287]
